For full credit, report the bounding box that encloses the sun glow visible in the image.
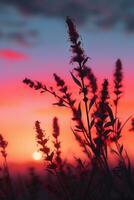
[32,151,42,161]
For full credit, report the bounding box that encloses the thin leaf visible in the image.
[104,144,108,159]
[70,72,82,87]
[104,121,115,128]
[82,57,89,66]
[111,149,120,156]
[119,145,123,154]
[89,95,96,111]
[90,118,95,128]
[53,102,67,107]
[120,115,133,132]
[103,129,113,136]
[106,104,115,124]
[77,103,82,119]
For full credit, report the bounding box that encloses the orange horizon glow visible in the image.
[0,75,133,164]
[0,53,133,168]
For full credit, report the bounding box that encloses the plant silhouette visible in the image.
[0,17,133,200]
[22,17,134,200]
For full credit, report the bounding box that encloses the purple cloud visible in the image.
[0,0,134,33]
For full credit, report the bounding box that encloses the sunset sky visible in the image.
[0,1,134,165]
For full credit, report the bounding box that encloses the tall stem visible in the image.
[79,64,94,150]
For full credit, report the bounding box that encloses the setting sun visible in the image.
[32,151,42,161]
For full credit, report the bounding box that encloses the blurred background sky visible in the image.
[0,0,134,166]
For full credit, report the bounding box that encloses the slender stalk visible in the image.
[79,64,94,151]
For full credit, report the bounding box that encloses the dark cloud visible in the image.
[0,28,39,46]
[0,0,134,33]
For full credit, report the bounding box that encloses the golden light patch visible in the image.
[32,151,42,161]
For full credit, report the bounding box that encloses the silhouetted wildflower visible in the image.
[35,121,50,156]
[53,74,65,87]
[23,78,35,88]
[86,67,98,95]
[100,79,109,103]
[0,134,8,159]
[93,79,112,159]
[53,73,76,108]
[66,17,87,66]
[52,117,62,165]
[114,59,123,107]
[23,78,46,91]
[22,17,134,200]
[95,79,109,129]
[66,17,79,44]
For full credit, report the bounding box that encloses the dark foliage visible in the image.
[0,17,133,200]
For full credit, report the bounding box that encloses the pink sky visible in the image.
[0,14,133,167]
